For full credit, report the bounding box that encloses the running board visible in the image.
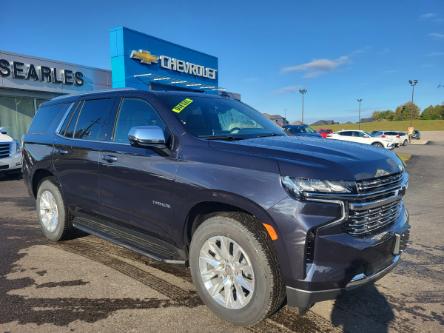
[72,216,186,265]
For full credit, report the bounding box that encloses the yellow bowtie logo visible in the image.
[130,50,159,64]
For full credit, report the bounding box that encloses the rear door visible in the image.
[98,96,179,240]
[53,97,118,217]
[336,131,354,142]
[353,131,370,144]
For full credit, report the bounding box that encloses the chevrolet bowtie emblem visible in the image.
[130,49,159,64]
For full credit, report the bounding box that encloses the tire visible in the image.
[371,142,384,148]
[36,178,73,241]
[403,140,408,146]
[189,212,285,326]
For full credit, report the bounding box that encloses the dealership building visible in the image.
[1,26,231,141]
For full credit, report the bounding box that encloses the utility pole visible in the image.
[357,98,363,129]
[299,88,307,123]
[408,80,418,126]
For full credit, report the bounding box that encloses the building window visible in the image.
[0,96,43,140]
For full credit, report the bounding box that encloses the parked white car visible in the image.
[0,127,22,175]
[371,131,409,147]
[327,130,395,149]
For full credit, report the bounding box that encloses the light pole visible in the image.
[357,98,363,129]
[299,88,307,123]
[408,80,418,126]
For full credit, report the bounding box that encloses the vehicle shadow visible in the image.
[331,283,394,333]
[0,171,22,181]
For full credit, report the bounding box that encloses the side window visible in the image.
[74,98,115,141]
[114,98,165,144]
[59,102,81,138]
[340,131,351,136]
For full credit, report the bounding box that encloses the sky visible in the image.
[2,0,444,123]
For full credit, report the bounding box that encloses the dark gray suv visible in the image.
[23,89,410,325]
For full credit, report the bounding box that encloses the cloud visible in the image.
[419,13,444,24]
[426,51,444,56]
[273,85,302,95]
[281,56,349,78]
[428,32,444,39]
[420,12,438,20]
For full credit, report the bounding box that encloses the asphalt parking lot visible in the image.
[1,140,443,333]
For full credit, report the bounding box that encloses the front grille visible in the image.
[0,142,11,159]
[356,172,403,194]
[345,199,402,236]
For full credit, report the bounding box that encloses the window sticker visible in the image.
[172,98,193,113]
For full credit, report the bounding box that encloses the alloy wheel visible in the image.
[199,236,255,309]
[39,190,59,232]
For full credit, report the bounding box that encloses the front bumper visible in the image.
[0,152,22,173]
[284,208,410,309]
[287,254,400,308]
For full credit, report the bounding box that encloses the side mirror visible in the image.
[0,127,7,134]
[128,126,166,147]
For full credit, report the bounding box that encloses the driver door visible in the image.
[98,96,179,239]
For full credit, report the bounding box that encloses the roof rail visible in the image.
[51,88,137,100]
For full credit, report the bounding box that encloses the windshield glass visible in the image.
[303,126,316,133]
[158,95,285,139]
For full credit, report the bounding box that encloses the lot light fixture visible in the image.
[299,89,307,123]
[408,80,418,127]
[357,98,363,129]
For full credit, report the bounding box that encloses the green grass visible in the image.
[397,153,412,163]
[312,120,444,132]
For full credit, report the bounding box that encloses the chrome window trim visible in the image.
[55,102,76,135]
[55,132,131,146]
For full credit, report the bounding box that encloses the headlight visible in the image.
[281,176,355,198]
[11,140,20,153]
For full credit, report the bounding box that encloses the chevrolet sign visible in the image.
[130,49,217,80]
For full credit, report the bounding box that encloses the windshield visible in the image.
[158,95,285,139]
[286,125,317,134]
[303,126,317,133]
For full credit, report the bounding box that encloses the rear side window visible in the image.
[114,98,165,144]
[28,102,72,134]
[73,98,115,141]
[340,131,352,136]
[61,102,82,138]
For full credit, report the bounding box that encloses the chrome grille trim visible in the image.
[346,196,403,236]
[0,142,11,159]
[356,173,403,193]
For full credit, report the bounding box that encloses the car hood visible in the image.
[0,134,13,142]
[209,136,404,181]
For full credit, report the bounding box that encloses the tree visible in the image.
[372,110,395,121]
[394,102,420,121]
[421,105,444,120]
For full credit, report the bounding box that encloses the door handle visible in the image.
[102,154,118,163]
[56,148,69,155]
